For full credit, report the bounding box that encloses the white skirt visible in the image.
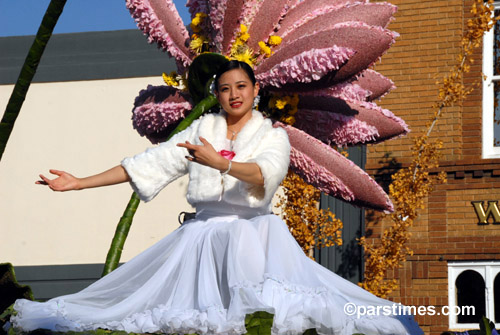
[11,202,422,335]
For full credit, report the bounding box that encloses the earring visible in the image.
[253,95,260,109]
[209,74,217,96]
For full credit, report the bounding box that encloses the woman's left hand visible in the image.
[177,137,229,171]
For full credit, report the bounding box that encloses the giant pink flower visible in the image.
[126,0,406,212]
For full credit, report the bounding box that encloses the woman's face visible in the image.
[216,68,259,120]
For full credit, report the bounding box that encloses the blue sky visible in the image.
[0,0,191,37]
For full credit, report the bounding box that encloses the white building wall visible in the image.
[0,76,194,266]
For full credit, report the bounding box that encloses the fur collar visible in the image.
[198,110,272,161]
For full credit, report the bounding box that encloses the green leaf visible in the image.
[303,329,319,335]
[6,326,16,335]
[0,263,34,335]
[480,316,496,335]
[245,311,274,335]
[0,263,33,311]
[187,53,228,105]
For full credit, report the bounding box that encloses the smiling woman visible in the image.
[9,55,421,335]
[4,0,424,333]
[214,61,260,136]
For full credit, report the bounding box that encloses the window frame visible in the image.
[482,1,500,159]
[448,261,500,330]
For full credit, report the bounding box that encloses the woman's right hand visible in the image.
[36,169,81,191]
[36,166,130,192]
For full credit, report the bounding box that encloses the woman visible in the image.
[11,61,421,335]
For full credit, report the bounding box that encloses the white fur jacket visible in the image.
[121,110,290,211]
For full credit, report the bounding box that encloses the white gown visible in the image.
[11,200,421,335]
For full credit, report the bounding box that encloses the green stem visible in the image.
[0,0,67,161]
[101,192,140,277]
[101,95,219,277]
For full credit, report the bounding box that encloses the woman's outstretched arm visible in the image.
[37,165,130,191]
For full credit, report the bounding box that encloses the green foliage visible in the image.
[187,53,228,105]
[0,263,33,335]
[1,305,16,335]
[0,0,67,161]
[0,263,33,312]
[480,316,497,335]
[244,311,274,335]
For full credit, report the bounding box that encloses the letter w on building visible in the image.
[471,201,500,225]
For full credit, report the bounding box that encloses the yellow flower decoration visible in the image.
[268,94,299,125]
[230,24,256,67]
[275,98,287,110]
[191,24,202,33]
[190,35,207,54]
[268,35,282,46]
[233,48,256,67]
[280,115,296,125]
[257,36,282,58]
[190,12,207,30]
[162,71,187,91]
[162,71,179,87]
[239,24,250,42]
[240,32,250,42]
[258,41,272,57]
[192,12,206,25]
[189,13,209,53]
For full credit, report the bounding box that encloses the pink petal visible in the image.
[132,85,193,144]
[207,0,229,52]
[352,69,395,101]
[246,0,295,51]
[279,123,393,212]
[187,0,233,53]
[279,2,397,42]
[290,146,355,202]
[220,0,246,54]
[294,109,379,146]
[276,0,358,38]
[239,0,264,28]
[255,46,355,88]
[267,81,372,102]
[126,0,193,69]
[350,100,410,142]
[217,0,265,54]
[320,82,372,102]
[186,0,209,17]
[297,94,409,143]
[256,22,396,89]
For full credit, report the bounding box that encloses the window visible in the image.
[455,270,486,324]
[482,1,500,158]
[448,262,500,330]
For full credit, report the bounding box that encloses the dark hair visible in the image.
[214,60,256,91]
